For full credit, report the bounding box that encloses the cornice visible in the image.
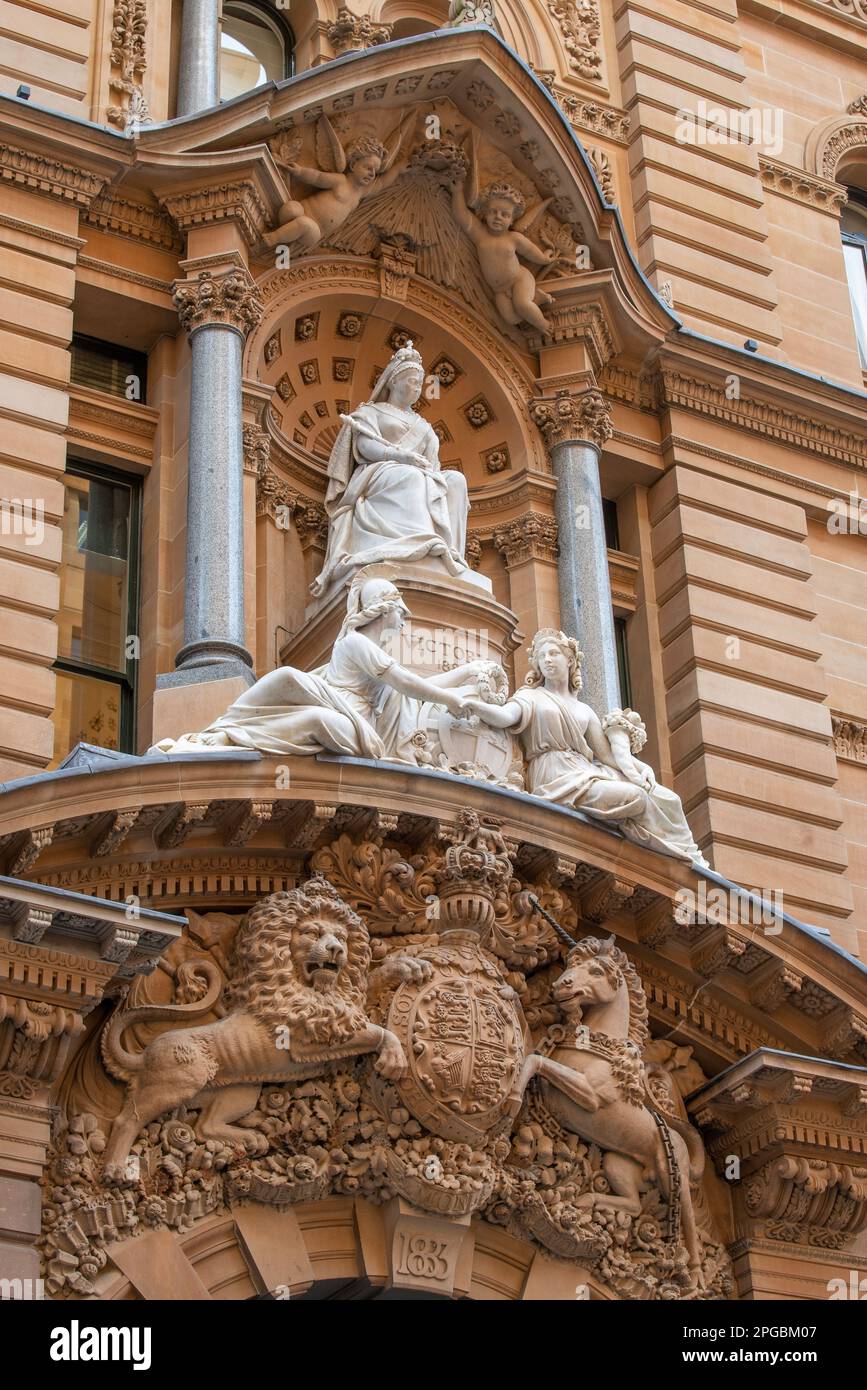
[0,211,85,250]
[608,548,639,610]
[759,157,847,215]
[599,353,867,470]
[0,141,107,208]
[161,179,271,248]
[550,88,630,146]
[83,192,180,249]
[77,255,173,295]
[68,385,158,437]
[833,716,867,764]
[659,368,867,469]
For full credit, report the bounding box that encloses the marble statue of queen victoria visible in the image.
[310,342,471,597]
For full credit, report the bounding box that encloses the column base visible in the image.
[172,639,254,677]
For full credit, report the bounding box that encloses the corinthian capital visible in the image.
[173,268,263,338]
[327,7,393,54]
[493,513,559,568]
[530,388,613,451]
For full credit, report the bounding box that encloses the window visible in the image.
[52,464,141,762]
[70,334,147,403]
[220,1,294,101]
[842,194,867,371]
[614,616,632,709]
[602,497,620,551]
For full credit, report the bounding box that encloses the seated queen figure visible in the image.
[310,342,471,597]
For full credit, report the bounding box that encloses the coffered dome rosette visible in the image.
[247,271,545,487]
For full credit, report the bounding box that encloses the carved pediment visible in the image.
[135,30,673,353]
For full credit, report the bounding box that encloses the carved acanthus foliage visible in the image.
[547,0,603,81]
[833,716,867,764]
[243,423,270,477]
[530,388,613,450]
[327,6,393,54]
[587,147,615,202]
[691,1052,867,1250]
[745,1157,867,1246]
[107,0,149,131]
[493,513,558,567]
[173,269,263,338]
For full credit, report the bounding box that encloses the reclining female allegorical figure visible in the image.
[150,574,498,766]
[463,628,707,865]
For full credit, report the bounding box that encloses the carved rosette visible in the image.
[327,7,393,55]
[530,388,613,451]
[172,269,264,339]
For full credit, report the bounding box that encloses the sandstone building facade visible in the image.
[0,0,865,1302]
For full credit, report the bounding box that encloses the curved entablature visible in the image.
[1,751,866,1077]
[130,28,675,359]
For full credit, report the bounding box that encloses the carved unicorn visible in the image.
[511,935,705,1283]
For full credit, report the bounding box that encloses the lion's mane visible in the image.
[226,877,372,1047]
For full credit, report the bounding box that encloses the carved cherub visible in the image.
[451,148,556,332]
[265,114,409,254]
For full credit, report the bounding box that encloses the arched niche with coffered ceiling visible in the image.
[244,258,546,488]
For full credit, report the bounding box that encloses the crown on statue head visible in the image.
[391,340,423,371]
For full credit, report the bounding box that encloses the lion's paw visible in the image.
[395,956,432,985]
[375,1037,408,1080]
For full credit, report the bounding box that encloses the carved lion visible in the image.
[101,876,428,1179]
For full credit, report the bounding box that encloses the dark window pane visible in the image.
[614,616,632,709]
[57,473,131,671]
[603,498,620,551]
[70,335,147,402]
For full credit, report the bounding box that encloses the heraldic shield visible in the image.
[386,937,526,1143]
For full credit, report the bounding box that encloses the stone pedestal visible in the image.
[282,563,523,678]
[150,673,253,746]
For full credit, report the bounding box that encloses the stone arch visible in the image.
[806,114,867,188]
[89,1197,611,1300]
[245,255,547,483]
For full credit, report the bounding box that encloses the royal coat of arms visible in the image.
[387,936,526,1142]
